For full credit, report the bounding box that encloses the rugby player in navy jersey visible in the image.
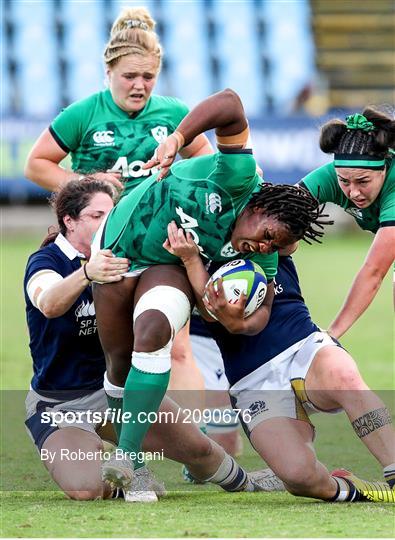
[24,179,128,499]
[24,178,282,502]
[164,222,395,503]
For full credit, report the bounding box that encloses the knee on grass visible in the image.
[66,484,106,501]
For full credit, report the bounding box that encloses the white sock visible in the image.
[103,372,124,399]
[206,454,248,492]
[383,463,395,488]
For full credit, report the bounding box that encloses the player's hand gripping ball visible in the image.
[204,259,267,319]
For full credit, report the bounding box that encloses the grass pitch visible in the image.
[1,231,394,538]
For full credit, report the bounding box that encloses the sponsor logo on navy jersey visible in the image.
[273,277,283,295]
[75,300,97,336]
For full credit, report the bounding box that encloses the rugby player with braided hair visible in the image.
[300,107,395,339]
[182,182,329,465]
[245,182,328,245]
[91,89,332,491]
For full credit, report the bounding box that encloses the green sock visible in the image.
[105,394,123,443]
[119,365,170,469]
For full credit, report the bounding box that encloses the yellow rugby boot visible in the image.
[332,468,395,503]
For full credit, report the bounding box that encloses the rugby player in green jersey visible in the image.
[24,7,212,195]
[91,88,331,490]
[300,108,395,338]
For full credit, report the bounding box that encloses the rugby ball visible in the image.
[205,259,267,319]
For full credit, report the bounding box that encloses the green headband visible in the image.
[345,113,375,132]
[334,154,386,169]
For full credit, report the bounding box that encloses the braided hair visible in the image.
[319,106,395,158]
[247,183,333,244]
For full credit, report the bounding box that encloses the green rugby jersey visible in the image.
[301,159,395,233]
[102,150,278,280]
[50,90,189,196]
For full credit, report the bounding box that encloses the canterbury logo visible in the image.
[75,300,95,319]
[93,131,114,145]
[205,192,222,214]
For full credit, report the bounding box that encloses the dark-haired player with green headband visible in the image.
[300,109,395,343]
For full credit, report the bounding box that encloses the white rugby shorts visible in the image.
[229,331,342,434]
[190,334,229,391]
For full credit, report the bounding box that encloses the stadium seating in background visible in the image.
[136,0,171,98]
[262,0,315,115]
[311,0,395,109]
[210,1,264,115]
[159,0,212,107]
[10,0,60,117]
[1,0,322,203]
[61,1,107,103]
[107,0,157,27]
[1,15,10,115]
[2,0,316,118]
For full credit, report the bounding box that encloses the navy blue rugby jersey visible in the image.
[190,311,213,338]
[24,236,105,393]
[191,256,319,386]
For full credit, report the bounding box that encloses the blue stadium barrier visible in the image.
[1,115,334,202]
